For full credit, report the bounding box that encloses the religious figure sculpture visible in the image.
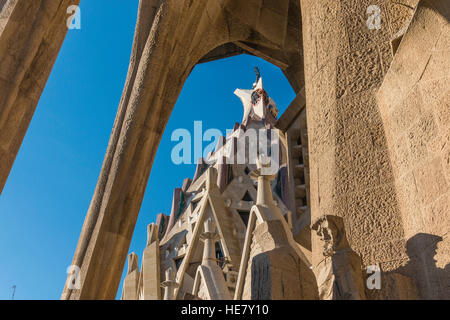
[311,215,366,300]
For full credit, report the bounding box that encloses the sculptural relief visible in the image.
[312,215,366,300]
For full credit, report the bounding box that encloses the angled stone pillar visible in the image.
[0,0,80,194]
[122,253,140,300]
[141,223,161,300]
[235,156,318,300]
[61,0,232,300]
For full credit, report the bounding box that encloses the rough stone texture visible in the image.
[377,0,449,299]
[0,0,80,194]
[299,0,447,300]
[191,219,231,300]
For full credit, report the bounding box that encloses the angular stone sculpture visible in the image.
[121,253,140,300]
[235,155,318,300]
[141,224,161,300]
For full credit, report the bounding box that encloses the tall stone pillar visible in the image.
[142,224,161,300]
[122,253,140,300]
[300,0,417,277]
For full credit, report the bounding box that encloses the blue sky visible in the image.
[0,1,295,300]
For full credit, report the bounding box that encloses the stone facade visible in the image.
[0,0,448,300]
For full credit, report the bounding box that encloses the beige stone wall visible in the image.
[300,0,422,297]
[378,0,449,299]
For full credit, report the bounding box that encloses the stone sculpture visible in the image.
[311,215,366,300]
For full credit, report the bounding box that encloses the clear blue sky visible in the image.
[0,0,295,300]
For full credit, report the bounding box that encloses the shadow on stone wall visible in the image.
[423,0,450,23]
[400,233,449,299]
[367,233,449,300]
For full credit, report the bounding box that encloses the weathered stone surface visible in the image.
[121,253,140,300]
[377,0,450,299]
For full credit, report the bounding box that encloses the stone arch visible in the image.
[61,0,306,299]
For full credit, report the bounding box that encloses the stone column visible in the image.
[192,218,232,300]
[377,0,450,300]
[142,224,161,300]
[300,0,417,276]
[61,0,244,300]
[161,268,178,300]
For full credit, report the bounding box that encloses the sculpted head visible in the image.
[312,215,349,256]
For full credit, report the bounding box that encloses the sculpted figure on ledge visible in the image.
[312,215,366,300]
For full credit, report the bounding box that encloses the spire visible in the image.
[234,69,278,126]
[253,66,261,89]
[127,253,139,275]
[146,223,158,247]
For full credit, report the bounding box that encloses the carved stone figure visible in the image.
[311,215,366,300]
